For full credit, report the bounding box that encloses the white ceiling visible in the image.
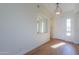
[42,3,79,14]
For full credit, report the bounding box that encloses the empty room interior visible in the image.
[1,3,79,55]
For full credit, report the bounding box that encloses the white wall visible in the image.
[51,11,76,43]
[74,12,79,44]
[0,4,51,55]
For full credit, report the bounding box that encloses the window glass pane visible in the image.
[66,18,71,36]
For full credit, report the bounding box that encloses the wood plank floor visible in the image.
[25,39,79,55]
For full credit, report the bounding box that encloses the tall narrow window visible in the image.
[41,21,44,32]
[37,22,39,32]
[66,18,71,36]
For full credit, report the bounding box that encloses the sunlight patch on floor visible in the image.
[50,42,66,48]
